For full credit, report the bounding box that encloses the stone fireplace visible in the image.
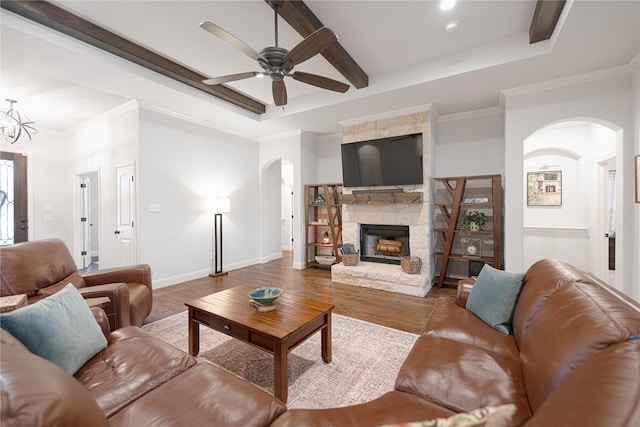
[331,108,432,297]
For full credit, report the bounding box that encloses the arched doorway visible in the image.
[522,120,618,284]
[263,158,295,266]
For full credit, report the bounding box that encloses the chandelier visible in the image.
[0,99,37,144]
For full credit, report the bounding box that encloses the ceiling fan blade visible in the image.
[273,80,287,106]
[282,27,337,68]
[202,72,259,85]
[292,72,350,93]
[200,21,262,62]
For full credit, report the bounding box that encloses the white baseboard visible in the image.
[254,252,283,264]
[152,257,265,290]
[153,268,211,289]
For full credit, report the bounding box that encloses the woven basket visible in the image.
[401,256,422,274]
[342,253,359,266]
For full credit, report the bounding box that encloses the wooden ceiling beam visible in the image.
[529,0,566,44]
[2,0,266,114]
[269,0,369,89]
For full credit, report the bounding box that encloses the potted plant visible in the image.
[460,211,487,231]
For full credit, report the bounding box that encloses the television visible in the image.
[341,133,423,187]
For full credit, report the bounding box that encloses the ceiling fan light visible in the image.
[440,0,457,11]
[444,20,459,32]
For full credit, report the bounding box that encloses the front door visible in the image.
[0,152,28,244]
[115,163,136,265]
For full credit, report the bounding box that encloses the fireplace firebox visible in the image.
[360,224,410,265]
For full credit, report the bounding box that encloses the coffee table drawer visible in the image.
[192,310,249,341]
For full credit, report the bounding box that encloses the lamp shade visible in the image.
[205,197,230,213]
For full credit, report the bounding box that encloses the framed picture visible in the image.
[635,155,640,203]
[527,170,562,206]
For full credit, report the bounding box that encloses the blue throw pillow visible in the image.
[466,264,526,334]
[0,283,108,374]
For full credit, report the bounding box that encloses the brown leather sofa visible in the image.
[272,259,640,426]
[1,306,287,426]
[1,258,638,426]
[0,238,152,329]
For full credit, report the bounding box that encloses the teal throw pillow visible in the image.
[0,283,108,374]
[466,264,526,334]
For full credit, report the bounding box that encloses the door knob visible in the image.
[114,230,120,235]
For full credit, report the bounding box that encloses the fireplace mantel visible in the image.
[339,192,423,205]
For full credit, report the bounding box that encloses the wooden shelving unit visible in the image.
[305,183,343,269]
[433,175,502,287]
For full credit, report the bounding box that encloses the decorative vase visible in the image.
[469,222,481,231]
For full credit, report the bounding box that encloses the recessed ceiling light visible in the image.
[440,0,457,11]
[444,20,459,32]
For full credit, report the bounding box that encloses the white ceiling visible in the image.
[1,0,638,138]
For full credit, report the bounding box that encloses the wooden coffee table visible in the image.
[185,285,334,403]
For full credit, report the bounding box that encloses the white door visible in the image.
[115,164,136,265]
[80,176,92,268]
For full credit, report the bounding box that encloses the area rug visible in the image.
[142,311,418,409]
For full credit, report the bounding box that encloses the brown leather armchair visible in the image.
[0,238,152,329]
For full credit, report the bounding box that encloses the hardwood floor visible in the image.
[147,252,456,335]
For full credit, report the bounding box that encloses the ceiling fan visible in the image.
[199,0,349,107]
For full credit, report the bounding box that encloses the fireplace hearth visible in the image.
[360,224,409,265]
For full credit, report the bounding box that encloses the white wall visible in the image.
[4,102,138,269]
[434,110,505,178]
[68,102,139,268]
[504,71,638,299]
[316,133,342,183]
[298,131,319,268]
[138,108,259,286]
[522,122,616,277]
[265,159,282,260]
[259,130,318,269]
[1,130,72,245]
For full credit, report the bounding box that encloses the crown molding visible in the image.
[501,61,636,100]
[65,100,139,134]
[137,101,259,142]
[437,106,504,123]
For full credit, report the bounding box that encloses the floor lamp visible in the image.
[206,197,230,277]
